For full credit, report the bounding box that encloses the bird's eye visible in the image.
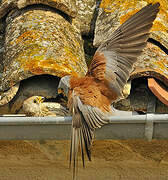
[33,99,37,103]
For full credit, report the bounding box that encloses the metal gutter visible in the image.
[0,114,168,140]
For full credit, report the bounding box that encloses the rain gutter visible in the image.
[0,114,168,141]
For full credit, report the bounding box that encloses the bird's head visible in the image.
[22,96,45,116]
[32,96,45,104]
[58,75,70,97]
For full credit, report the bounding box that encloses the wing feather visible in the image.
[119,5,159,30]
[68,3,160,179]
[87,3,160,100]
[69,91,109,179]
[121,33,149,45]
[79,128,85,167]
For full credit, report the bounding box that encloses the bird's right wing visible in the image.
[87,3,160,101]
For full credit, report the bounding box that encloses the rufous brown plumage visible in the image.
[57,3,160,179]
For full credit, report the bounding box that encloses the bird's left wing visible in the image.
[69,90,109,178]
[87,3,160,101]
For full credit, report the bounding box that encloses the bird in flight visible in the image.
[57,3,160,179]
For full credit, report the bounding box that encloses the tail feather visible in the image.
[70,128,80,179]
[82,124,92,161]
[70,123,93,179]
[79,129,85,168]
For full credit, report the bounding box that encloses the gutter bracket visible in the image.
[145,92,156,141]
[145,114,154,141]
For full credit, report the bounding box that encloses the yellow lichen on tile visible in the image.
[22,57,79,77]
[1,4,88,91]
[64,47,78,64]
[16,44,80,78]
[147,44,168,72]
[154,60,166,70]
[120,10,167,33]
[13,30,39,45]
[100,0,167,12]
[101,0,168,30]
[120,9,139,24]
[100,0,139,13]
[145,0,168,20]
[152,20,167,32]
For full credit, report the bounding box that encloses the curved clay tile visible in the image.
[131,42,168,87]
[0,6,87,92]
[148,78,168,106]
[0,0,77,18]
[94,0,168,50]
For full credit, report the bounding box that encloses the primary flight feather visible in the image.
[57,3,160,179]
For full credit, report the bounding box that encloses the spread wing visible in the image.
[69,91,109,178]
[68,3,160,179]
[87,3,160,100]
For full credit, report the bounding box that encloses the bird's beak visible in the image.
[38,96,45,103]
